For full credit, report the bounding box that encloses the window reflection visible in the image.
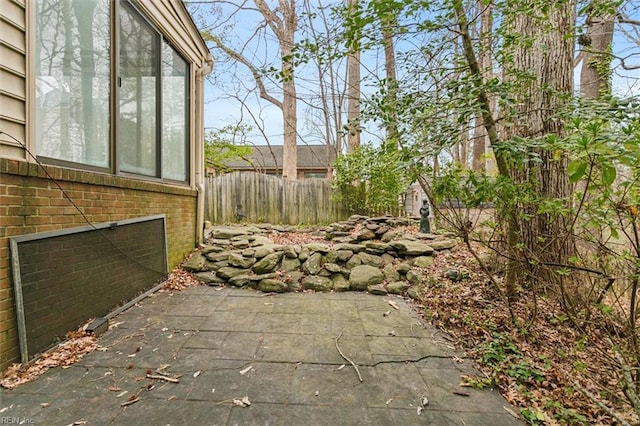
[119,3,158,177]
[162,42,188,181]
[34,0,191,183]
[35,0,110,168]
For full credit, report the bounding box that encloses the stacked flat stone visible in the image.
[183,215,457,299]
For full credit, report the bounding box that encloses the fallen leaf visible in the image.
[417,407,423,415]
[0,328,97,389]
[159,268,202,292]
[232,396,251,407]
[421,396,429,407]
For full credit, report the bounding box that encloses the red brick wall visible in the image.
[0,158,199,370]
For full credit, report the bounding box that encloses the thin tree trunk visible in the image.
[472,1,493,172]
[281,36,298,180]
[382,13,398,148]
[453,0,508,177]
[346,49,361,152]
[274,0,298,180]
[579,8,614,99]
[346,0,361,154]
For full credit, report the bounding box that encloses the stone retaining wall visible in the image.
[183,215,457,298]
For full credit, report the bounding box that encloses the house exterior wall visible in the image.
[0,0,211,370]
[0,0,27,161]
[297,169,331,179]
[0,159,198,368]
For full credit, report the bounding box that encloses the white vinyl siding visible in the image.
[0,0,27,156]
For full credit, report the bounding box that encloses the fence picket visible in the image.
[205,172,349,224]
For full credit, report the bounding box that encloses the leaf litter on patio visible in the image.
[0,326,97,389]
[1,267,201,390]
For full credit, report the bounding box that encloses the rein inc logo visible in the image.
[0,417,35,424]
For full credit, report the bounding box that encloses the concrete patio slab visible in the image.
[1,286,522,425]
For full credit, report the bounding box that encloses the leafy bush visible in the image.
[332,144,410,216]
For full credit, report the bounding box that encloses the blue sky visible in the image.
[189,1,640,148]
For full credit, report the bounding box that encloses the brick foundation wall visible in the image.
[0,158,199,370]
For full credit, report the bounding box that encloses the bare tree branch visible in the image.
[206,34,283,108]
[617,15,640,26]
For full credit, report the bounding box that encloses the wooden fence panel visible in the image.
[205,172,350,225]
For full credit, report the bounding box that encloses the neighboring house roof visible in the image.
[225,145,337,171]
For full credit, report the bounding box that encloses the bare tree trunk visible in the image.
[453,1,508,177]
[254,0,298,180]
[303,0,337,175]
[281,29,298,180]
[382,13,399,148]
[303,0,335,151]
[472,1,493,172]
[452,27,468,169]
[454,0,576,293]
[208,1,299,180]
[459,130,468,168]
[503,2,576,287]
[346,0,361,154]
[579,7,614,99]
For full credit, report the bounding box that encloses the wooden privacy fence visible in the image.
[205,172,350,225]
